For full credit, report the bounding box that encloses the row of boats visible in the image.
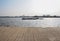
[22,15,60,20]
[0,15,60,20]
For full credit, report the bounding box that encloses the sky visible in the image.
[0,0,60,16]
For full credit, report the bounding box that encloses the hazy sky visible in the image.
[0,0,60,16]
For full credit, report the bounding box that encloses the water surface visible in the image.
[0,18,60,27]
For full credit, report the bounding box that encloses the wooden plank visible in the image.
[0,27,60,41]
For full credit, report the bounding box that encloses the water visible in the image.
[0,18,60,27]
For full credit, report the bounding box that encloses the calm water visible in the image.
[0,18,60,27]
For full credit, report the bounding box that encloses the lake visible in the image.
[0,18,60,27]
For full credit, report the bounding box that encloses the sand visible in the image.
[0,27,60,41]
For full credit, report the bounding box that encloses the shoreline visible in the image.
[0,25,60,28]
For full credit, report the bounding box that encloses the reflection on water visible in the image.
[0,18,60,27]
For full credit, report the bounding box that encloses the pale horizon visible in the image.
[0,0,60,16]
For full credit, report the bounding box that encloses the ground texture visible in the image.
[0,27,60,41]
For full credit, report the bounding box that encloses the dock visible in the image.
[0,27,60,41]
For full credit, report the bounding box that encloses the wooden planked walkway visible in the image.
[0,27,60,41]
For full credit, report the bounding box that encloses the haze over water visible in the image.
[0,0,60,27]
